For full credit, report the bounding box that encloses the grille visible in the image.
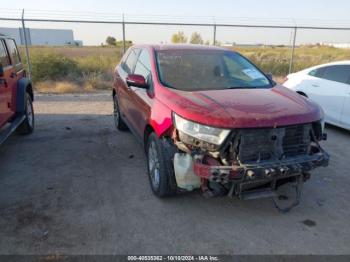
[237,124,311,163]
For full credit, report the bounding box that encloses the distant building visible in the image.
[221,42,265,48]
[321,42,350,49]
[0,27,82,46]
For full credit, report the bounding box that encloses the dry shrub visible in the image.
[35,81,86,94]
[20,45,350,93]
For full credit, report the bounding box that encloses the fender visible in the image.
[149,99,173,138]
[16,78,33,114]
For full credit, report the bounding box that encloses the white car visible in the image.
[283,61,350,130]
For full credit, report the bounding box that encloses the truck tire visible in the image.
[17,92,34,135]
[113,95,128,131]
[146,133,177,197]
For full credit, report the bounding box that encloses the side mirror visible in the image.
[0,64,3,77]
[126,74,148,88]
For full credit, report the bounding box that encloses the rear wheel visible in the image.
[113,95,128,131]
[146,133,177,197]
[17,92,34,135]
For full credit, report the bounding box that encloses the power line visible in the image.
[0,8,350,30]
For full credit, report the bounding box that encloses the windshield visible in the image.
[156,49,273,91]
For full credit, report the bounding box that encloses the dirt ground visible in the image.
[0,92,349,255]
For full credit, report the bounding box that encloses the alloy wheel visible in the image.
[148,141,160,189]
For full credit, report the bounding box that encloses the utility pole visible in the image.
[122,13,126,54]
[21,9,32,79]
[289,27,297,74]
[213,24,217,46]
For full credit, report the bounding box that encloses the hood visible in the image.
[159,85,323,129]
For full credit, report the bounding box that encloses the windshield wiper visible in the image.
[228,86,252,89]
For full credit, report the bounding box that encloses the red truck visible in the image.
[0,35,34,145]
[113,44,329,211]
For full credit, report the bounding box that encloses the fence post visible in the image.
[213,24,217,45]
[288,27,297,74]
[122,13,126,54]
[21,9,32,80]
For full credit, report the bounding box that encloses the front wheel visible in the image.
[17,92,34,135]
[146,133,177,197]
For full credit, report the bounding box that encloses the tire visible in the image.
[146,133,177,197]
[17,92,34,135]
[113,95,128,131]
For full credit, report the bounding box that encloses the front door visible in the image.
[340,82,350,130]
[117,48,141,130]
[127,49,153,136]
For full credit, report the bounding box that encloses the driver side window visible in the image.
[134,49,153,88]
[122,48,140,74]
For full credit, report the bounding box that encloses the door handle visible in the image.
[311,84,319,87]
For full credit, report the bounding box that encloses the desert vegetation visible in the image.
[20,46,123,93]
[20,44,350,93]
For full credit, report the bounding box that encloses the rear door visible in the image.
[5,39,24,114]
[307,65,349,125]
[0,39,13,127]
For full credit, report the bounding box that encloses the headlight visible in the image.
[173,113,230,150]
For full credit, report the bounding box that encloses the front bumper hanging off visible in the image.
[193,151,329,184]
[171,123,330,211]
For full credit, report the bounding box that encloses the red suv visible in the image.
[113,44,329,211]
[0,35,34,145]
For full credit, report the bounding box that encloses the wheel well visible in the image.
[26,84,34,101]
[297,91,308,98]
[144,125,154,149]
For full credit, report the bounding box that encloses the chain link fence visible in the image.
[1,9,350,90]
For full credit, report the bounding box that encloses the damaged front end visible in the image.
[171,113,329,212]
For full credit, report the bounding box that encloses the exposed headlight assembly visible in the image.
[173,113,231,151]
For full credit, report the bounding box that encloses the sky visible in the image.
[1,0,350,45]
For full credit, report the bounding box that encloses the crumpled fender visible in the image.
[149,99,173,137]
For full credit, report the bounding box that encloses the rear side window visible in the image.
[123,48,140,74]
[5,39,21,65]
[308,67,325,78]
[309,65,350,84]
[0,40,10,67]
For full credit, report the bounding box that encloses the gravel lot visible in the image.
[0,92,349,255]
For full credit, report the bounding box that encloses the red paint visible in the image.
[0,37,27,128]
[113,44,323,142]
[193,156,241,179]
[193,161,240,179]
[126,74,148,88]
